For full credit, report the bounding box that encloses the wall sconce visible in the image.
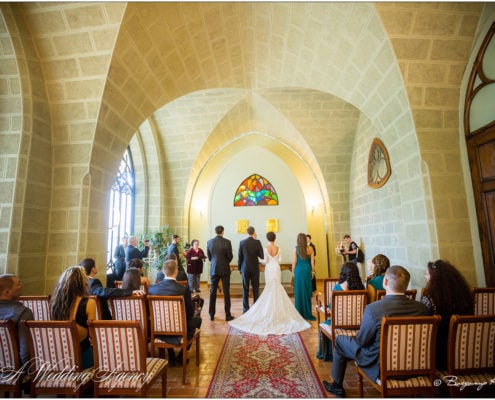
[309,202,318,213]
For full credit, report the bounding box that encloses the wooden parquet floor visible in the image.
[147,280,382,398]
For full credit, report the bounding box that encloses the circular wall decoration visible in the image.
[367,138,391,188]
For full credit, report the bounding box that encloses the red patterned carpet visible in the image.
[206,327,326,398]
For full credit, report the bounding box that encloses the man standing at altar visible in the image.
[207,225,234,322]
[238,226,264,313]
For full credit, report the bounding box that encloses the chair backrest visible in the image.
[447,314,495,374]
[88,320,147,374]
[114,280,147,292]
[380,315,441,382]
[147,295,187,339]
[0,320,20,374]
[88,295,103,320]
[19,295,51,320]
[331,290,368,329]
[24,320,83,373]
[176,280,188,287]
[473,287,495,315]
[108,295,148,340]
[376,289,417,301]
[323,278,340,308]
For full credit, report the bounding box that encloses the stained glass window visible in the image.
[234,174,278,206]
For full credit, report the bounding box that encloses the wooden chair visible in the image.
[148,295,200,384]
[0,320,29,397]
[23,320,94,397]
[88,295,104,320]
[315,278,339,324]
[176,280,188,287]
[108,295,148,344]
[356,315,441,397]
[436,314,495,396]
[376,289,417,301]
[88,320,168,397]
[19,295,51,320]
[319,290,368,355]
[473,287,495,315]
[114,280,123,288]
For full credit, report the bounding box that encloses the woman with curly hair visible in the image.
[366,254,390,303]
[317,262,365,361]
[336,262,365,291]
[51,266,96,368]
[421,259,473,369]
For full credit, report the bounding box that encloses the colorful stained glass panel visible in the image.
[234,174,279,206]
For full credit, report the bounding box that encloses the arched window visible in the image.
[233,173,278,206]
[107,147,135,273]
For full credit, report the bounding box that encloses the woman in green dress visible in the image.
[292,232,316,321]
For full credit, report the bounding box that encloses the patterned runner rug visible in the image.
[206,327,326,398]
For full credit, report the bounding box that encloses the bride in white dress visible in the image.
[229,231,311,335]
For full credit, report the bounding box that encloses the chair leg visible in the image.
[162,368,167,397]
[357,368,364,397]
[182,344,187,385]
[196,336,200,366]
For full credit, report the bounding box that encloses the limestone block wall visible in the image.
[376,2,484,284]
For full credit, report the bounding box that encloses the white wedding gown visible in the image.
[229,247,311,335]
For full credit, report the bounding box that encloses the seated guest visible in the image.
[155,253,187,283]
[148,259,202,367]
[51,266,97,369]
[0,274,34,365]
[122,268,143,291]
[420,259,473,370]
[80,258,144,319]
[323,265,429,397]
[366,254,390,303]
[128,258,151,290]
[317,262,364,361]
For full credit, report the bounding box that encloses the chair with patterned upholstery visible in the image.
[315,278,339,324]
[0,320,30,397]
[473,287,495,315]
[376,289,417,301]
[356,315,441,397]
[23,320,94,397]
[436,314,495,396]
[19,295,51,321]
[148,295,200,384]
[88,295,104,320]
[88,319,168,397]
[319,290,368,355]
[108,295,148,344]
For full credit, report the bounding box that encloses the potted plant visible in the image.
[139,225,174,272]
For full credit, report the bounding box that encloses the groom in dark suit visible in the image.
[238,226,264,313]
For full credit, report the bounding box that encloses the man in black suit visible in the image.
[125,236,150,269]
[207,225,234,321]
[323,265,429,397]
[238,226,264,313]
[148,259,202,366]
[80,258,144,320]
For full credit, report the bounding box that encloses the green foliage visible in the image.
[138,226,174,271]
